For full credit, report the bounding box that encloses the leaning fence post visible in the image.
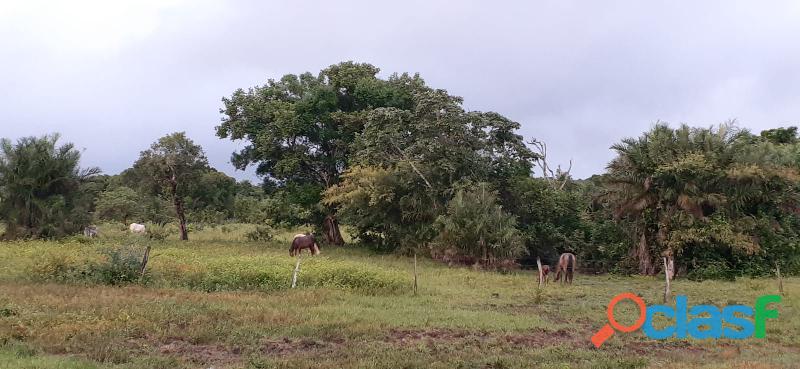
[776,262,784,296]
[291,254,302,288]
[140,245,151,279]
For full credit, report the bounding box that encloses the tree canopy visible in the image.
[131,132,209,241]
[0,134,99,239]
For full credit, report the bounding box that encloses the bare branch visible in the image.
[558,159,573,190]
[390,138,433,191]
[529,138,572,190]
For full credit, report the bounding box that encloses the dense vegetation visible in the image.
[2,62,800,279]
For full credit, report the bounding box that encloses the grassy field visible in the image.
[0,225,797,369]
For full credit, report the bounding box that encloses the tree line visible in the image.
[1,61,798,279]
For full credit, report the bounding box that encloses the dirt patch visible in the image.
[386,328,491,344]
[261,337,344,356]
[384,327,721,358]
[158,339,242,365]
[384,327,585,348]
[502,328,584,348]
[618,337,711,358]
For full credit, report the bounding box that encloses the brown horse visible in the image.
[554,253,576,284]
[289,233,320,257]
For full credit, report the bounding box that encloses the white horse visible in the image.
[129,223,146,234]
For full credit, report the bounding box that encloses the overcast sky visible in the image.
[2,1,800,181]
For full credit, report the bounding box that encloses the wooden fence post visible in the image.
[291,255,302,288]
[663,257,671,303]
[140,246,151,278]
[776,262,784,296]
[413,253,418,296]
[536,257,544,289]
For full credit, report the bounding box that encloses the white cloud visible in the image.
[0,0,193,55]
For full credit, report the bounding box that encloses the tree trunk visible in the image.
[635,233,654,275]
[480,237,488,266]
[665,255,675,280]
[323,214,344,246]
[171,179,188,241]
[176,200,188,241]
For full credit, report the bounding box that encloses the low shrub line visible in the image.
[25,244,408,294]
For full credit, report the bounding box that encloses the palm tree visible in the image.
[0,134,100,239]
[603,123,751,275]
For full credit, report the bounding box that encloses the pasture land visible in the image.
[0,225,797,369]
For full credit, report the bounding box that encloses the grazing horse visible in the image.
[290,233,320,257]
[554,253,576,284]
[83,225,98,238]
[538,265,551,284]
[129,223,146,234]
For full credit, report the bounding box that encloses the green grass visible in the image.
[0,224,797,368]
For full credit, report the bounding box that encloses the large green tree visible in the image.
[216,62,418,245]
[185,169,237,223]
[95,186,142,225]
[132,132,208,240]
[325,75,535,255]
[0,134,100,239]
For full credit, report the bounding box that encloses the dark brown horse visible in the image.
[289,233,320,257]
[554,253,576,284]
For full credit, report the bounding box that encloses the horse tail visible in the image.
[568,254,575,271]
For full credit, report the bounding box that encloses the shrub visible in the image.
[434,183,526,266]
[246,226,274,242]
[28,245,148,285]
[147,224,170,241]
[92,246,146,285]
[163,256,407,293]
[29,252,94,283]
[686,259,736,281]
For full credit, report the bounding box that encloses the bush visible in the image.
[92,246,146,285]
[29,245,148,285]
[163,256,407,293]
[434,183,526,266]
[29,251,95,283]
[25,243,406,294]
[686,259,736,281]
[147,224,170,241]
[245,226,274,242]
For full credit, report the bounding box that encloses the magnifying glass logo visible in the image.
[591,292,647,348]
